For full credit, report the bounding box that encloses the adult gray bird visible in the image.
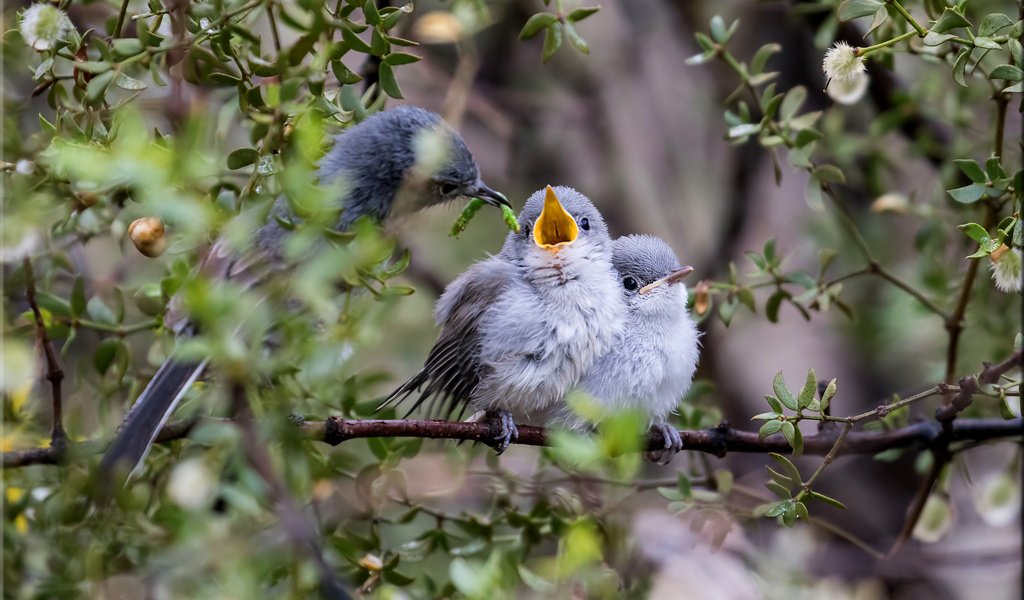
[97,105,508,487]
[384,185,626,452]
[570,234,699,465]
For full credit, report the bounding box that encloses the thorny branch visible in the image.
[22,259,67,449]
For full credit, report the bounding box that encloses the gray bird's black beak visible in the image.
[638,266,694,295]
[469,181,511,208]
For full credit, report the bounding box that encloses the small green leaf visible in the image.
[759,420,783,439]
[112,38,144,57]
[773,372,798,411]
[737,287,756,313]
[709,15,729,43]
[794,501,809,520]
[798,370,817,410]
[564,22,589,54]
[94,339,120,375]
[952,48,970,87]
[227,148,259,170]
[990,64,1024,82]
[114,72,147,91]
[378,62,403,98]
[751,43,781,74]
[383,52,421,65]
[766,480,791,499]
[959,222,991,244]
[766,290,784,323]
[954,159,987,183]
[781,421,797,448]
[764,395,783,413]
[520,13,558,39]
[542,23,563,62]
[567,7,600,22]
[809,490,848,509]
[820,379,837,411]
[770,452,802,483]
[75,61,112,74]
[931,7,972,34]
[948,183,986,204]
[973,36,1001,50]
[979,13,1014,37]
[85,70,116,105]
[70,276,86,318]
[780,86,807,120]
[363,0,380,25]
[837,0,883,21]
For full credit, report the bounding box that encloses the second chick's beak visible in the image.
[638,266,694,295]
[533,185,578,251]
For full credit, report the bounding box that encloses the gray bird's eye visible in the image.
[622,276,639,291]
[439,182,459,196]
[579,217,590,231]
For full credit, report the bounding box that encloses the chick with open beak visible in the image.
[384,186,626,453]
[570,234,700,465]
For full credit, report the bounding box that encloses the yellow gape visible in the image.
[533,185,579,250]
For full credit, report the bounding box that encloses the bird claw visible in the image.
[645,422,683,465]
[485,410,519,455]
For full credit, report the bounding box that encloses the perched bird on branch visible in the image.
[97,106,507,490]
[384,185,626,452]
[572,234,699,464]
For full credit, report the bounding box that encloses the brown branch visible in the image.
[23,259,67,449]
[5,416,1020,469]
[230,383,352,600]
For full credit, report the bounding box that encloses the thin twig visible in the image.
[23,259,67,449]
[230,383,353,600]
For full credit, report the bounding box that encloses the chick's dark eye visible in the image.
[622,276,639,291]
[439,182,459,196]
[579,217,590,231]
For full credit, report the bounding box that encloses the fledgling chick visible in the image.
[576,234,700,465]
[385,186,626,452]
[97,106,507,490]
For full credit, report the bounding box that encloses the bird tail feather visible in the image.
[97,358,207,490]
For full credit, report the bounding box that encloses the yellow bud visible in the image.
[128,217,166,258]
[358,554,383,571]
[73,191,98,210]
[693,280,711,316]
[413,11,462,44]
[990,243,1010,263]
[870,193,909,214]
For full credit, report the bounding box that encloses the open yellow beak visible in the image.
[638,266,694,295]
[533,185,579,251]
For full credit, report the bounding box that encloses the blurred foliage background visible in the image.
[2,0,1022,598]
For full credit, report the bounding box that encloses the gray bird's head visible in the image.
[319,106,508,229]
[613,235,694,316]
[500,185,613,274]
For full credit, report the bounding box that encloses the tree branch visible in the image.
[4,416,1020,469]
[23,259,67,449]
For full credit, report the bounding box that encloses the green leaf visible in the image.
[948,183,986,204]
[520,13,558,39]
[85,70,117,105]
[542,23,563,62]
[798,370,817,410]
[986,156,1007,180]
[759,420,783,439]
[959,222,991,244]
[979,13,1014,37]
[227,148,259,170]
[341,25,372,53]
[812,164,846,184]
[378,62,403,98]
[765,290,784,323]
[331,60,363,84]
[809,490,848,509]
[931,8,972,33]
[820,379,837,411]
[709,16,729,43]
[922,31,957,46]
[363,0,380,25]
[383,52,421,66]
[781,420,797,448]
[75,61,111,74]
[93,339,120,375]
[794,501,809,521]
[780,86,807,120]
[773,372,798,411]
[112,38,144,57]
[564,22,589,54]
[770,453,802,484]
[952,48,970,87]
[790,425,803,456]
[737,287,756,313]
[70,276,86,318]
[990,64,1024,82]
[87,297,116,325]
[751,43,781,74]
[35,292,71,318]
[764,395,783,413]
[974,36,1001,50]
[837,0,883,21]
[568,7,600,22]
[954,159,987,183]
[114,72,147,91]
[766,480,791,499]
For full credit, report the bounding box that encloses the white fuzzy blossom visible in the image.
[822,41,866,85]
[18,4,73,51]
[826,71,869,105]
[990,246,1022,294]
[166,459,216,510]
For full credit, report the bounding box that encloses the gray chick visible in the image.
[97,106,507,488]
[575,234,699,465]
[384,185,626,452]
